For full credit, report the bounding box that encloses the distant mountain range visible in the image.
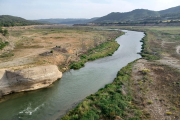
[36,17,99,24]
[93,5,180,23]
[1,5,180,26]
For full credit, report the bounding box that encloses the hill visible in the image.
[0,15,44,27]
[93,9,160,23]
[93,6,180,23]
[37,17,99,24]
[159,5,180,15]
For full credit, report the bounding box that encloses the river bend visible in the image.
[0,30,144,120]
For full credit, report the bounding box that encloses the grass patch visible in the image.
[53,37,64,39]
[140,32,160,60]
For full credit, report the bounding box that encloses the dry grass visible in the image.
[0,25,121,71]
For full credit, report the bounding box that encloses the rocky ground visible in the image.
[132,59,180,120]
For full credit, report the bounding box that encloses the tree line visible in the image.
[0,21,43,27]
[0,15,44,27]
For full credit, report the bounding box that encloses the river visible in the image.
[0,30,144,120]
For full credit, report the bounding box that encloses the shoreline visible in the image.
[61,30,144,119]
[61,59,142,120]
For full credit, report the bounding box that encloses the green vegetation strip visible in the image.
[70,33,124,69]
[140,32,160,60]
[62,61,142,120]
[70,41,119,69]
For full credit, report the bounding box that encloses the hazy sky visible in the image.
[0,0,180,20]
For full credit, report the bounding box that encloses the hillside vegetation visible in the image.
[93,6,180,23]
[0,15,44,27]
[37,17,99,24]
[94,9,160,23]
[2,6,180,26]
[159,5,180,15]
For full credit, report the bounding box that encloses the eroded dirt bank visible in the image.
[0,65,62,98]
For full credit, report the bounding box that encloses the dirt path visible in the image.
[161,41,175,48]
[158,41,180,71]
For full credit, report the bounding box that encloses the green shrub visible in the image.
[147,100,153,104]
[141,69,150,73]
[0,29,9,36]
[70,61,85,69]
[166,111,172,115]
[0,27,2,33]
[0,41,9,50]
[72,115,78,119]
[3,29,8,36]
[80,55,87,59]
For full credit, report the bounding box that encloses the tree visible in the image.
[11,22,15,27]
[0,26,2,33]
[3,29,8,36]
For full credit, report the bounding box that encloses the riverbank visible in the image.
[60,30,144,120]
[69,32,123,70]
[62,60,142,120]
